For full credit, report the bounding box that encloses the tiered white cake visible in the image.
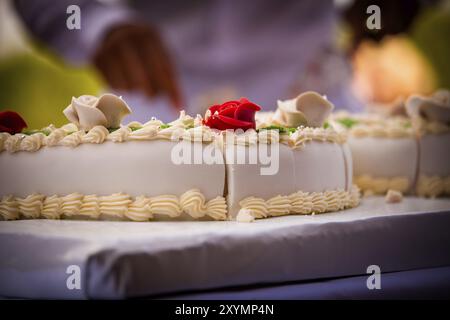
[0,92,360,221]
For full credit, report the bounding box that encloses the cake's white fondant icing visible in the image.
[414,132,450,197]
[0,90,363,221]
[225,141,348,218]
[0,140,225,200]
[342,143,354,192]
[348,136,418,191]
[419,133,450,178]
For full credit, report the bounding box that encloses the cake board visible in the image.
[1,196,450,299]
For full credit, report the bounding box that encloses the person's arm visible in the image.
[14,0,182,108]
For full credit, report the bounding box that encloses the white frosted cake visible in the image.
[331,89,450,198]
[0,92,360,222]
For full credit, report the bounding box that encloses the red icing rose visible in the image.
[0,111,27,134]
[203,98,261,130]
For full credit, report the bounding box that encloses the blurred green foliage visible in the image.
[0,50,101,129]
[411,6,450,90]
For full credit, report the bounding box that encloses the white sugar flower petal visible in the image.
[62,94,132,130]
[72,101,108,130]
[295,91,334,127]
[406,90,450,123]
[275,91,334,128]
[95,94,132,128]
[63,104,79,126]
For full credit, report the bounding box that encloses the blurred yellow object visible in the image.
[352,36,437,105]
[0,50,101,129]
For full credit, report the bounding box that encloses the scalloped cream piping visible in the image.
[178,189,227,220]
[288,127,345,149]
[238,197,269,218]
[106,126,131,142]
[125,196,152,221]
[340,114,449,137]
[45,128,67,146]
[99,193,132,218]
[4,134,24,153]
[238,186,360,220]
[79,195,100,218]
[82,126,109,144]
[149,195,182,218]
[155,126,185,141]
[41,195,62,219]
[332,113,414,138]
[182,126,214,142]
[179,189,208,218]
[0,120,346,154]
[354,175,410,195]
[129,125,159,141]
[61,193,84,216]
[416,175,450,198]
[349,125,414,138]
[0,195,19,220]
[0,132,10,152]
[0,189,228,221]
[0,187,358,221]
[17,194,44,219]
[266,195,291,216]
[258,129,280,144]
[21,133,46,152]
[58,131,85,147]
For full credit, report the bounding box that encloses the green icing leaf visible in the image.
[160,124,171,129]
[258,125,296,134]
[336,118,359,129]
[108,127,120,133]
[22,129,37,135]
[22,129,51,136]
[129,126,141,131]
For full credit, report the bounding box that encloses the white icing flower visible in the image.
[406,89,450,124]
[63,94,132,131]
[274,91,334,128]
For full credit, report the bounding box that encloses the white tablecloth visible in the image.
[1,197,450,299]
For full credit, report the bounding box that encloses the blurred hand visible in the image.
[92,24,182,109]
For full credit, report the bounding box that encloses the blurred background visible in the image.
[0,0,449,129]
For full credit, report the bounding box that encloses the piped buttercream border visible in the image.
[238,186,360,220]
[0,124,345,154]
[0,189,227,221]
[0,187,361,222]
[354,175,411,195]
[416,175,450,198]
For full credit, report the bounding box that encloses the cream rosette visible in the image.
[406,89,450,124]
[63,94,132,131]
[273,91,334,128]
